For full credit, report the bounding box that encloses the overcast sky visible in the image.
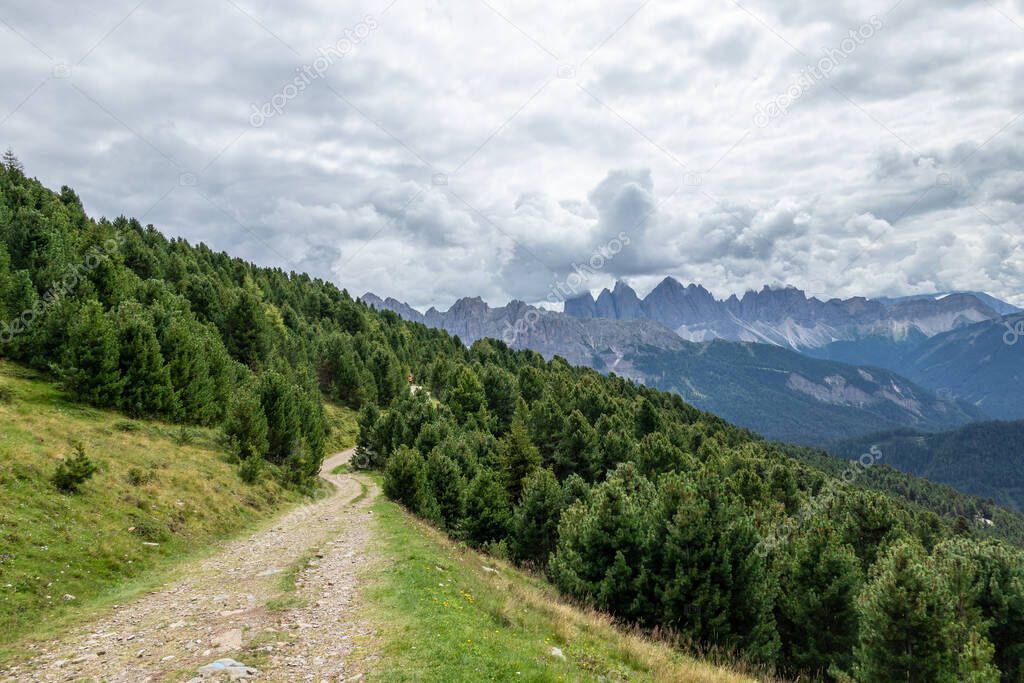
[2,0,1022,309]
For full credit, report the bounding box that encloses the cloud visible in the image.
[0,0,1021,309]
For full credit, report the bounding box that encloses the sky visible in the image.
[1,0,1022,310]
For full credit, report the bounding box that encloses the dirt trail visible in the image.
[1,449,379,682]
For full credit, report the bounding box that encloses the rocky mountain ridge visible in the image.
[564,278,1007,350]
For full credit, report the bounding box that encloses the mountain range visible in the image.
[564,278,1015,350]
[360,289,993,444]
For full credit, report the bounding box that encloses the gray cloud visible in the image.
[0,0,1021,309]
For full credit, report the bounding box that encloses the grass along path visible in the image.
[0,362,302,661]
[0,449,380,682]
[359,493,759,682]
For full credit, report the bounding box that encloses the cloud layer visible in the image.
[2,0,1022,308]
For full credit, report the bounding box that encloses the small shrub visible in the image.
[114,420,140,432]
[126,466,155,487]
[0,384,14,404]
[239,455,264,484]
[51,443,98,493]
[174,427,195,446]
[129,515,169,542]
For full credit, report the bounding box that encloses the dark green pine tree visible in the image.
[113,303,176,417]
[426,450,465,529]
[160,315,218,424]
[367,346,404,406]
[448,365,487,425]
[775,519,862,677]
[635,397,663,438]
[60,299,122,406]
[223,287,269,367]
[0,251,36,360]
[509,467,563,567]
[498,408,541,501]
[549,463,656,624]
[934,538,1024,681]
[554,409,600,480]
[461,468,512,547]
[656,478,779,663]
[516,365,545,403]
[258,370,301,464]
[482,366,517,434]
[527,394,565,466]
[384,445,439,521]
[223,384,269,462]
[854,538,957,682]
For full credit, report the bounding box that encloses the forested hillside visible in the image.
[2,155,1024,681]
[829,421,1024,512]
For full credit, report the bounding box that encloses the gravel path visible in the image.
[1,449,379,682]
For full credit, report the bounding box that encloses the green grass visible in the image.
[324,402,359,453]
[359,494,758,683]
[0,361,304,661]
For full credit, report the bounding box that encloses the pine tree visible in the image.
[223,288,269,366]
[854,538,957,682]
[549,463,656,623]
[461,469,512,546]
[60,300,122,406]
[528,395,564,465]
[554,409,599,480]
[223,385,269,462]
[258,370,301,463]
[384,445,438,520]
[775,519,862,676]
[426,450,465,529]
[449,366,487,425]
[499,410,541,501]
[113,303,176,417]
[482,366,517,434]
[635,397,663,438]
[935,538,1024,681]
[656,477,780,662]
[509,468,563,567]
[160,315,218,424]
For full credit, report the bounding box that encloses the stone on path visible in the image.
[190,658,258,680]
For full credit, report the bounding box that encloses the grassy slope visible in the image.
[359,492,761,683]
[0,362,322,658]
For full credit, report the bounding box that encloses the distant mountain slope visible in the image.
[898,313,1024,420]
[829,421,1024,512]
[628,340,981,445]
[361,293,685,368]
[812,313,1024,420]
[365,293,980,445]
[564,277,1004,351]
[876,291,1022,316]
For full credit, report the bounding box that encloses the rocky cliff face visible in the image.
[564,277,1004,350]
[361,293,683,370]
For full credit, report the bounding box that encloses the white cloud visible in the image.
[0,0,1021,308]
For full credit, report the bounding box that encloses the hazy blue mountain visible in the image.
[812,313,1024,420]
[875,291,1022,316]
[629,339,981,446]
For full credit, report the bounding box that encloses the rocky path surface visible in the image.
[1,449,379,682]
